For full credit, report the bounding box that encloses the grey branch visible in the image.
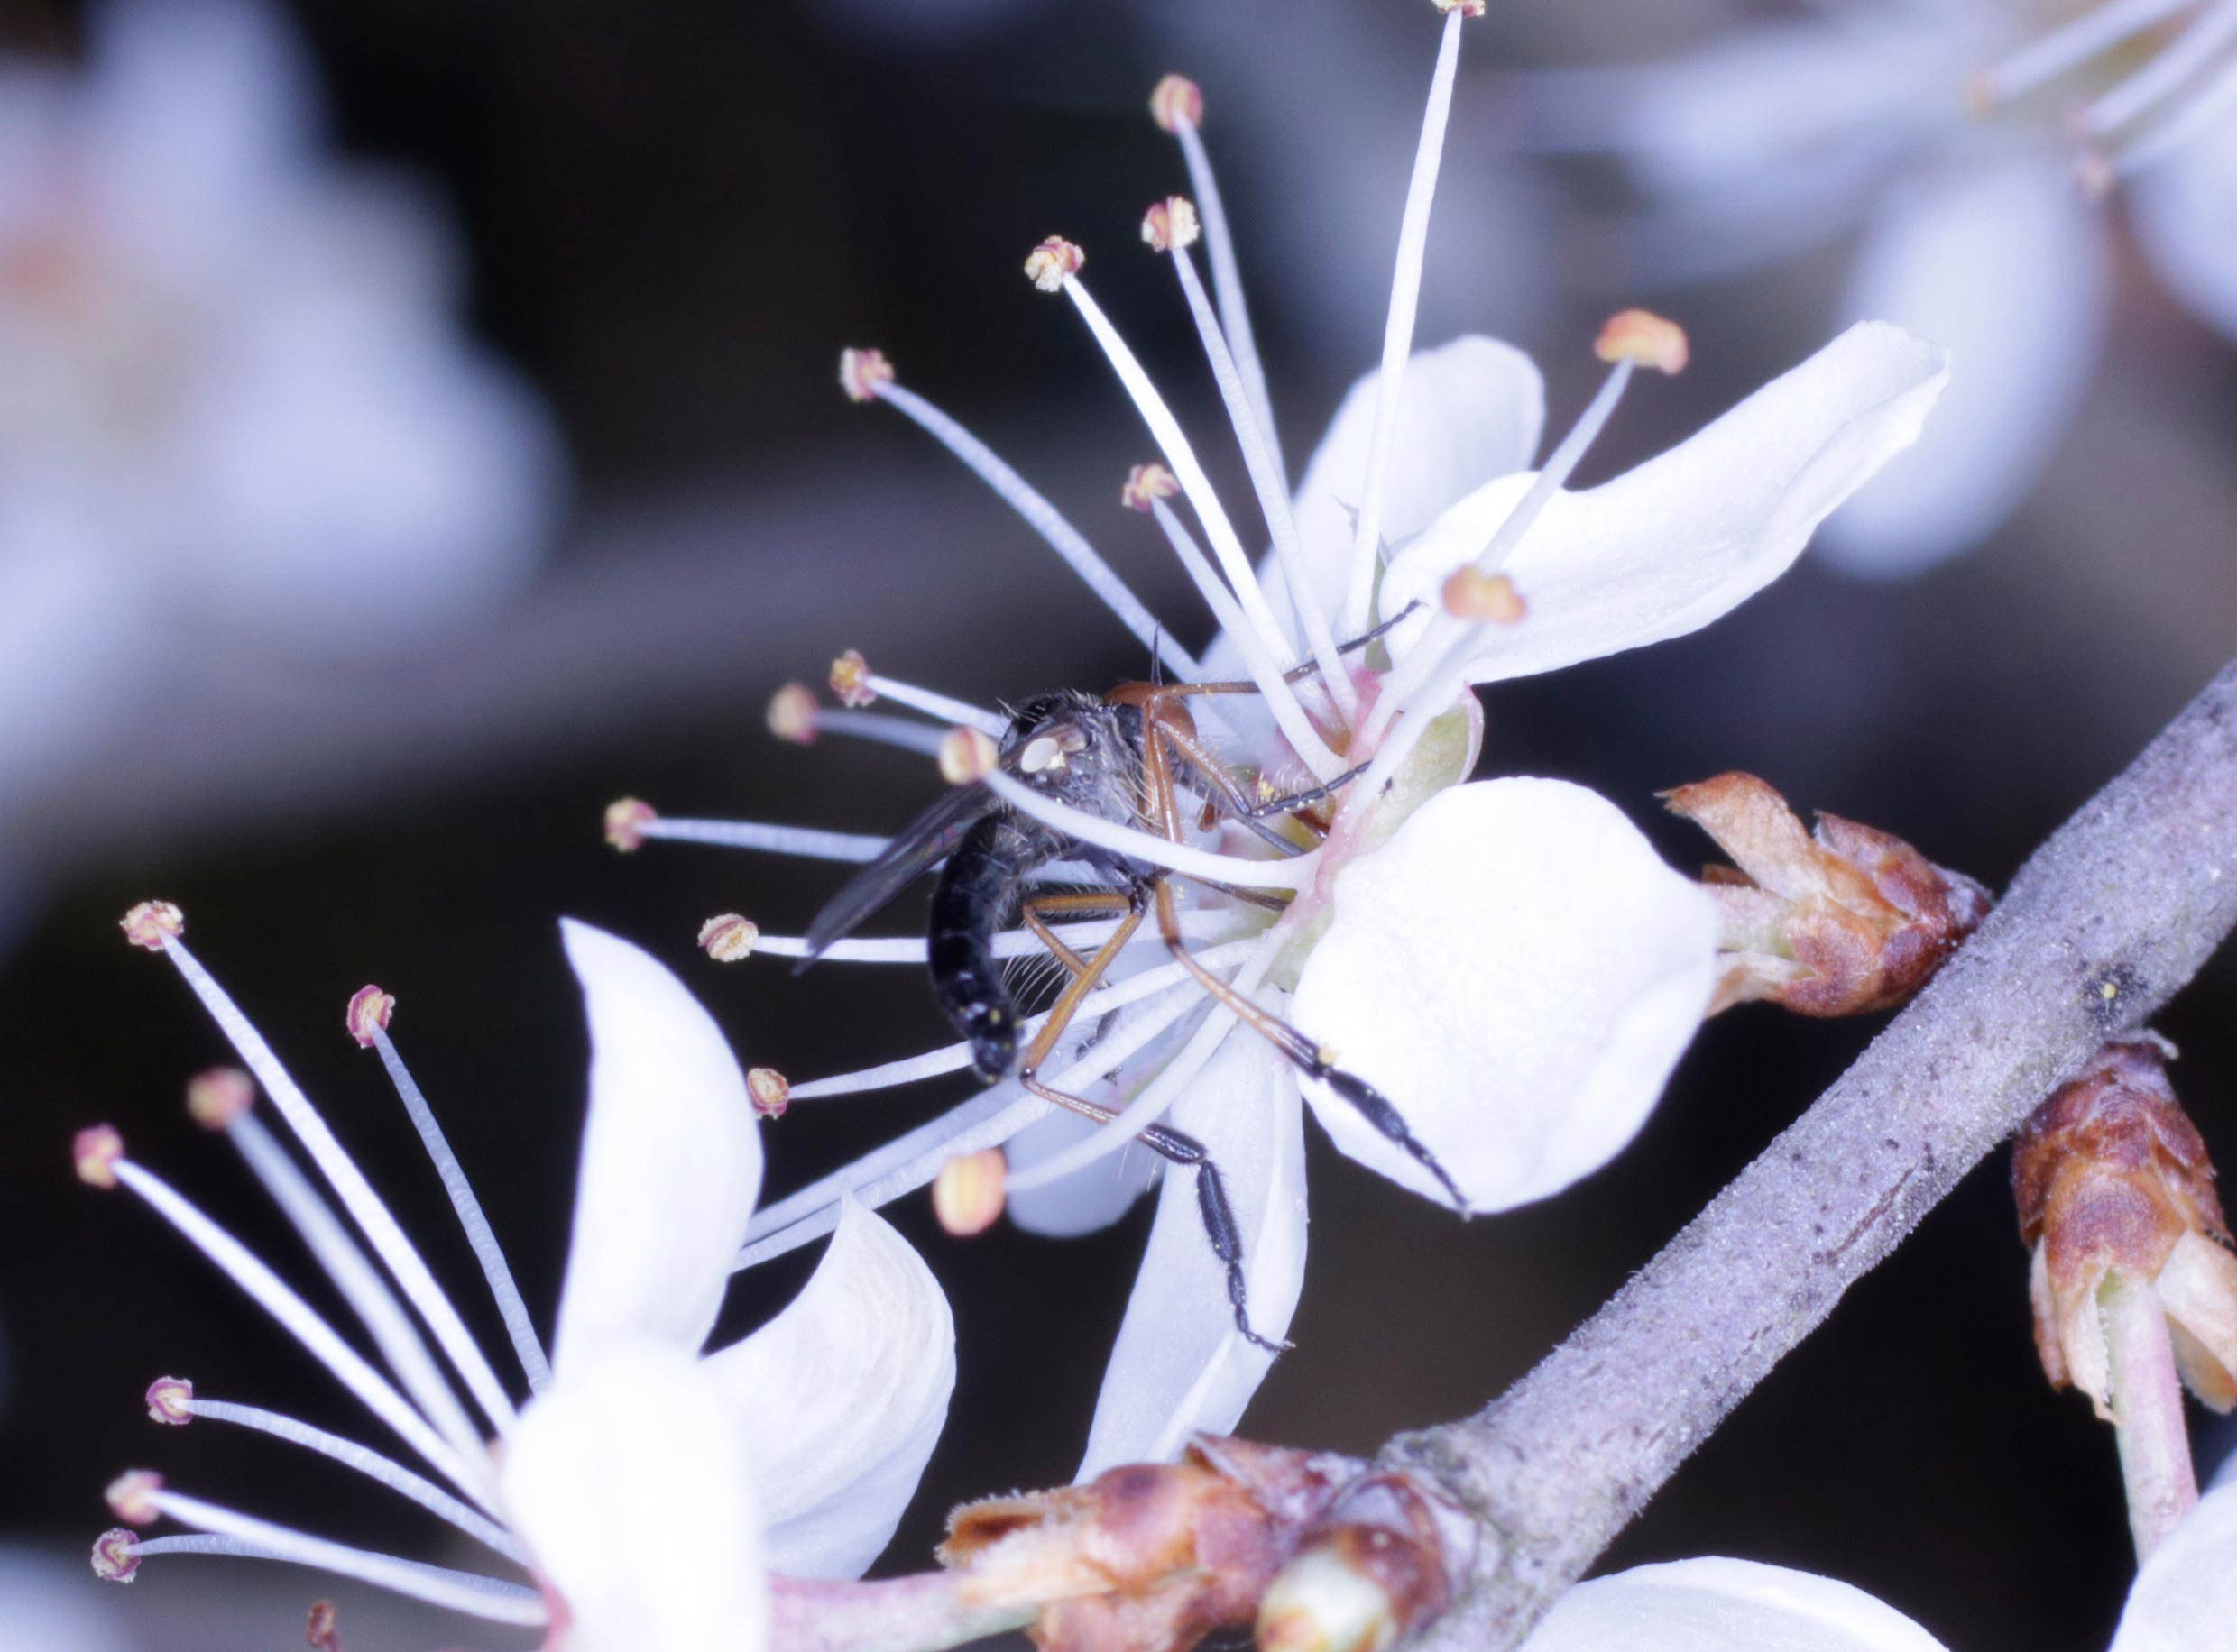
[1385,656,2237,1649]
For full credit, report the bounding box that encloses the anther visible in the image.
[1149,73,1203,132]
[186,1068,255,1131]
[603,797,657,853]
[308,1599,344,1651]
[748,1067,792,1120]
[145,1375,195,1426]
[698,913,761,963]
[1141,197,1201,254]
[1430,0,1486,14]
[830,649,876,708]
[940,726,1000,785]
[1122,463,1181,512]
[91,1528,140,1583]
[838,346,894,404]
[933,1148,1007,1236]
[121,901,184,951]
[75,1125,124,1189]
[1440,566,1527,624]
[767,682,820,746]
[106,1469,163,1526]
[1024,236,1085,292]
[1593,308,1689,374]
[345,987,395,1050]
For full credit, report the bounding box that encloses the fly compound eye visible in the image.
[1019,734,1068,776]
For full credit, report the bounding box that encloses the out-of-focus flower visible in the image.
[2113,1473,2237,1648]
[87,910,952,1648]
[626,10,1949,1485]
[0,0,560,803]
[1524,0,2237,575]
[1516,1557,1949,1651]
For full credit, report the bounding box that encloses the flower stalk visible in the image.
[2100,1270,2201,1559]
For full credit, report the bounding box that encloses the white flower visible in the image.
[631,15,1945,1482]
[0,0,561,800]
[1525,0,2237,575]
[86,909,953,1651]
[1517,1556,1949,1652]
[2112,1472,2237,1649]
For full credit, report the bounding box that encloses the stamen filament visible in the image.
[2080,0,2237,133]
[224,1115,490,1472]
[814,710,948,757]
[1171,116,1284,482]
[854,670,1009,739]
[640,818,890,862]
[111,1161,490,1506]
[877,380,1199,679]
[1169,244,1357,720]
[1058,273,1346,778]
[143,1490,545,1628]
[750,911,1229,966]
[159,941,520,1437]
[187,1397,528,1562]
[2108,50,2237,169]
[1341,7,1469,639]
[981,772,1317,888]
[370,1029,554,1396]
[1971,0,2199,105]
[1146,499,1347,768]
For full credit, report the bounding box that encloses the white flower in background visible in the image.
[620,7,1945,1482]
[0,0,561,797]
[1515,1556,1949,1652]
[1524,0,2237,576]
[83,905,953,1649]
[2114,1468,2237,1648]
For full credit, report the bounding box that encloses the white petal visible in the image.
[2131,102,2237,344]
[503,1343,767,1652]
[2112,1477,2237,1650]
[1005,1108,1163,1237]
[1522,1558,1948,1652]
[1076,1017,1306,1479]
[552,921,763,1376]
[1290,779,1717,1210]
[1381,323,1949,685]
[1818,154,2109,575]
[704,1200,955,1579]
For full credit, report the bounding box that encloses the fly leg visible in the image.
[1163,602,1423,694]
[1018,890,1137,1060]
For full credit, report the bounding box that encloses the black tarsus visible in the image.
[1140,1121,1293,1354]
[1309,1063,1469,1214]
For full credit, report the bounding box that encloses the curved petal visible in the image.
[2112,1478,2237,1650]
[2131,103,2237,344]
[1521,1558,1947,1652]
[704,1200,955,1579]
[1006,1108,1163,1238]
[503,1343,767,1652]
[1291,779,1717,1210]
[552,921,762,1377]
[1077,1017,1306,1479]
[1818,153,2109,575]
[1381,323,1949,686]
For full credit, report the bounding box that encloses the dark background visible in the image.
[2,0,2235,1647]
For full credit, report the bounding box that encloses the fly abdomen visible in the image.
[930,815,1033,1081]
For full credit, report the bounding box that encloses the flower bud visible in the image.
[2013,1037,2237,1416]
[1663,772,1989,1017]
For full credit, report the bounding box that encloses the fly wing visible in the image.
[796,782,999,971]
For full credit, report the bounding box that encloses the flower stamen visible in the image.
[831,650,1008,737]
[607,804,890,864]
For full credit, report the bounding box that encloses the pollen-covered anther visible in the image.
[90,1528,140,1583]
[747,1067,791,1120]
[308,1599,344,1651]
[830,649,877,709]
[120,901,184,951]
[767,681,821,746]
[1122,463,1180,513]
[1593,307,1689,375]
[145,1375,195,1426]
[698,913,760,964]
[2012,1037,2237,1416]
[933,1148,1007,1236]
[1665,772,1990,1017]
[74,1124,124,1189]
[1430,0,1487,14]
[106,1469,163,1526]
[1141,197,1201,254]
[1024,236,1085,293]
[839,346,895,404]
[603,797,657,853]
[1149,73,1203,132]
[185,1067,255,1130]
[345,986,395,1050]
[1440,566,1526,625]
[939,726,1000,787]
